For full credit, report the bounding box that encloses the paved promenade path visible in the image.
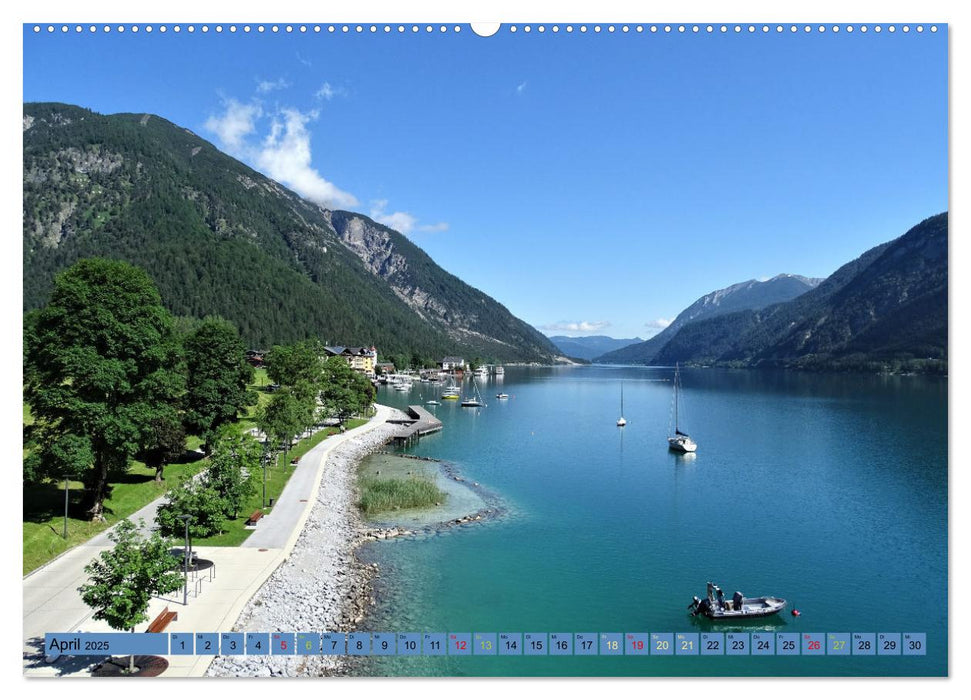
[22,404,394,677]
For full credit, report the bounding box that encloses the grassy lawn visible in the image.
[24,361,375,571]
[192,418,367,547]
[23,454,207,574]
[24,371,263,574]
[237,368,273,431]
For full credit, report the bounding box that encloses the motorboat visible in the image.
[441,384,461,400]
[689,582,786,620]
[496,393,509,399]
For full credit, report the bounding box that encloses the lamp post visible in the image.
[176,514,192,605]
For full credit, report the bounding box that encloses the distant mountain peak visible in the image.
[595,272,821,364]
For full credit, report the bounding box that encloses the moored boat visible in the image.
[668,363,696,452]
[617,382,627,427]
[441,383,461,399]
[461,376,487,407]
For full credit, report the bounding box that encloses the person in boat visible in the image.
[689,596,712,617]
[715,585,726,611]
[733,591,744,612]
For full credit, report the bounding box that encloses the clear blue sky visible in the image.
[23,24,948,339]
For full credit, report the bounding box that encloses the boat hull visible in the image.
[668,436,697,453]
[702,597,786,620]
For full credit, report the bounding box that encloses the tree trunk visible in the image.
[129,628,135,674]
[83,463,109,522]
[154,465,164,484]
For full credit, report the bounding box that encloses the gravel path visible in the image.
[206,421,401,677]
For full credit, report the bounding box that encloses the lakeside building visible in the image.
[440,356,466,371]
[375,361,396,375]
[324,345,378,377]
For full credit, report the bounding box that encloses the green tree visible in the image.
[207,430,260,519]
[410,351,424,370]
[78,518,183,673]
[137,411,186,484]
[184,318,255,452]
[392,353,410,373]
[155,476,227,539]
[265,339,323,402]
[320,356,376,425]
[257,390,313,457]
[24,259,184,520]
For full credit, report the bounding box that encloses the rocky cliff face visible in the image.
[326,210,556,359]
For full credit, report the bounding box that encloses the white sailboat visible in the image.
[461,376,487,407]
[668,363,697,453]
[616,382,627,427]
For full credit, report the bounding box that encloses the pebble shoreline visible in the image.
[206,422,401,678]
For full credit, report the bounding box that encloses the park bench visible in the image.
[246,510,264,526]
[147,606,178,633]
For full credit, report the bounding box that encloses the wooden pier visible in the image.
[387,405,444,446]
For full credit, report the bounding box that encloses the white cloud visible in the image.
[315,82,346,100]
[256,108,358,209]
[539,320,611,334]
[204,99,261,154]
[370,200,447,236]
[645,318,674,329]
[205,100,357,209]
[256,77,290,93]
[516,81,527,95]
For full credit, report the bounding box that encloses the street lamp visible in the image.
[176,514,193,605]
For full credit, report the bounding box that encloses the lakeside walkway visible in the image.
[22,403,395,678]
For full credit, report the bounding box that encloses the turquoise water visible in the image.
[358,366,948,676]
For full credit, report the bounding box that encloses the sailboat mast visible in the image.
[674,363,679,432]
[621,382,624,415]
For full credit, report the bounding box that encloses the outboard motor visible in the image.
[688,596,701,611]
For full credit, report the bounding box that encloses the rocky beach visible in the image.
[206,419,402,677]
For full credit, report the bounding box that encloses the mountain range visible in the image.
[22,102,559,363]
[598,214,947,372]
[546,335,643,361]
[597,274,822,364]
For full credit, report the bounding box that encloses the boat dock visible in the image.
[387,405,444,446]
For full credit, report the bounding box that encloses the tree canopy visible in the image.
[184,317,255,451]
[78,518,183,633]
[23,258,184,520]
[320,355,375,424]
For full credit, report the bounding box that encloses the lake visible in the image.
[356,365,947,676]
